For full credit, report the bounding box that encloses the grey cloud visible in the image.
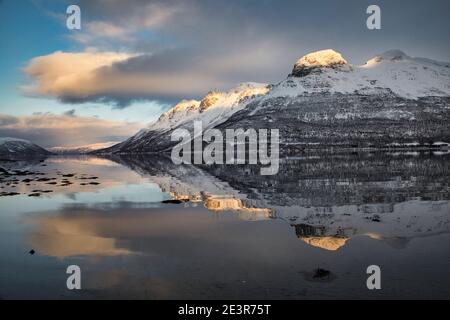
[27,0,450,106]
[0,112,142,148]
[0,114,19,126]
[63,109,76,117]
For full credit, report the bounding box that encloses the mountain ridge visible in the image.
[0,137,52,157]
[96,49,450,154]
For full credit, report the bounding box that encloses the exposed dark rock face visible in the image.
[217,93,450,148]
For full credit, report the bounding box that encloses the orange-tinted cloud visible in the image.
[22,51,135,105]
[0,112,141,148]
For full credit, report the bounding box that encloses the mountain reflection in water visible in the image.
[0,151,449,299]
[109,151,450,251]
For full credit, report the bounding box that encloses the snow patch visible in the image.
[270,49,450,100]
[294,49,348,69]
[148,82,270,132]
[0,137,32,144]
[0,137,49,155]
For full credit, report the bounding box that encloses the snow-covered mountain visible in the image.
[99,82,269,153]
[0,137,51,157]
[274,49,450,99]
[49,141,118,154]
[98,49,450,153]
[218,49,450,148]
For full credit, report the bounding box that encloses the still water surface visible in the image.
[1,152,449,299]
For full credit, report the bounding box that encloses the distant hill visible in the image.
[49,141,118,155]
[0,137,52,157]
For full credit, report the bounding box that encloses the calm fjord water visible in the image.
[1,152,450,299]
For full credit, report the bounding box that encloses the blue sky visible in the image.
[0,0,168,123]
[0,0,66,113]
[0,0,449,147]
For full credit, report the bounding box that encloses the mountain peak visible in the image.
[364,49,409,66]
[0,137,31,144]
[149,82,269,131]
[158,99,200,121]
[199,91,223,112]
[291,49,348,77]
[376,49,409,60]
